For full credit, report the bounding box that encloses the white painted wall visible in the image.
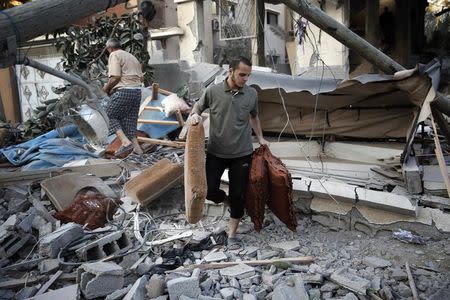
[294,0,350,78]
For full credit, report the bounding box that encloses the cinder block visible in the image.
[124,159,183,206]
[39,223,84,258]
[0,231,33,258]
[75,230,131,261]
[77,262,124,299]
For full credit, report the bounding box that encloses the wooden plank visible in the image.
[137,137,186,148]
[166,256,315,273]
[431,115,450,198]
[0,275,46,289]
[137,119,180,125]
[175,109,185,126]
[35,270,63,296]
[144,106,163,111]
[0,162,122,186]
[406,262,419,300]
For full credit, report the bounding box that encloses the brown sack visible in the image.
[184,121,207,224]
[54,187,120,230]
[264,146,297,232]
[245,146,269,232]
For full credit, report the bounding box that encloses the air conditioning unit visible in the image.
[212,19,220,31]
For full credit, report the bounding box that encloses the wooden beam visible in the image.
[166,256,315,273]
[0,161,122,186]
[137,119,180,126]
[255,0,266,67]
[137,137,186,148]
[431,115,450,198]
[406,262,419,300]
[35,270,63,296]
[143,106,163,111]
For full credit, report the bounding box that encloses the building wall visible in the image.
[294,0,350,78]
[264,3,286,66]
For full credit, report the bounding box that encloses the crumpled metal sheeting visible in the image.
[245,146,269,232]
[124,146,185,167]
[246,146,297,232]
[54,187,120,230]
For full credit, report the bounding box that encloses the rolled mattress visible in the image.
[184,121,207,224]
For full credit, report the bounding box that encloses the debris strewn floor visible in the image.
[0,146,449,300]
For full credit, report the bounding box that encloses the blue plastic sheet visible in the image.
[138,90,180,139]
[0,125,98,170]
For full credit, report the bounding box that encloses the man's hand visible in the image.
[186,113,202,126]
[258,137,270,146]
[102,84,110,95]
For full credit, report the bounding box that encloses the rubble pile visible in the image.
[0,152,450,300]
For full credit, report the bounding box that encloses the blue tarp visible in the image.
[0,125,98,170]
[138,89,180,139]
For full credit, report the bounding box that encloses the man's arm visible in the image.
[250,114,270,146]
[103,76,121,95]
[186,88,209,125]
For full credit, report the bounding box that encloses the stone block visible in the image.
[204,251,227,262]
[38,259,60,274]
[272,274,308,300]
[220,287,236,300]
[204,200,226,218]
[391,268,407,281]
[167,277,200,300]
[257,250,279,260]
[75,230,131,261]
[77,262,124,299]
[105,285,132,300]
[39,223,84,258]
[330,267,370,295]
[220,264,255,280]
[269,241,300,252]
[363,256,392,268]
[147,274,166,298]
[123,275,148,300]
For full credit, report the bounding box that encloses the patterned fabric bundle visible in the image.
[246,145,297,232]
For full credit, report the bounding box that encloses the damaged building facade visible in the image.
[0,0,450,300]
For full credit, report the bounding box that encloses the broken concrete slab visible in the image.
[167,277,201,300]
[272,274,309,300]
[363,256,392,268]
[77,262,124,299]
[75,230,131,261]
[391,268,408,280]
[105,285,132,300]
[124,158,183,206]
[24,284,79,300]
[39,222,84,258]
[123,275,148,300]
[146,274,166,298]
[41,173,117,211]
[219,264,256,280]
[269,241,300,252]
[330,268,370,295]
[293,178,417,216]
[257,250,279,260]
[204,251,227,262]
[38,259,60,274]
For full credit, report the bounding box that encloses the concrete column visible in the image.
[175,0,212,64]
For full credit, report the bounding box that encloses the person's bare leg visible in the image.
[228,217,240,238]
[131,137,143,154]
[116,129,132,147]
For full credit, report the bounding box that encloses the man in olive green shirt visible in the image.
[187,56,269,248]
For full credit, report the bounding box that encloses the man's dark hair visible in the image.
[230,56,252,70]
